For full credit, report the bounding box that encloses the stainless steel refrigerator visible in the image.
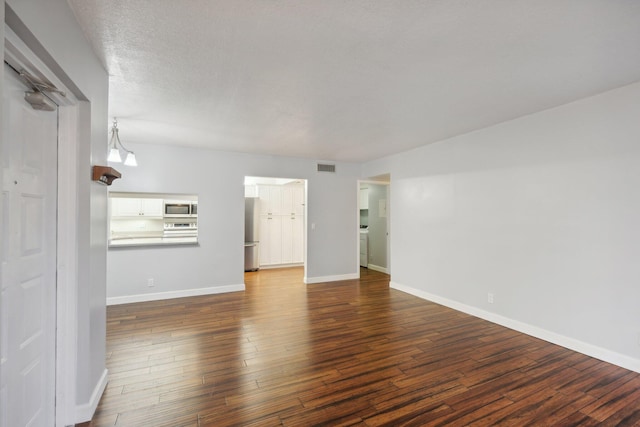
[244,197,260,271]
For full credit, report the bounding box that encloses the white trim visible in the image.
[390,281,640,374]
[106,284,245,306]
[356,180,363,275]
[258,263,304,270]
[359,179,391,185]
[56,103,80,427]
[74,368,108,423]
[303,179,309,286]
[385,184,391,275]
[367,264,388,274]
[304,273,359,284]
[4,23,82,427]
[357,179,392,277]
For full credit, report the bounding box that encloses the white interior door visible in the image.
[1,64,58,426]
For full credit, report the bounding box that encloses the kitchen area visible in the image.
[109,192,199,247]
[244,176,306,271]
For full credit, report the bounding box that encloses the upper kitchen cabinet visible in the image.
[360,187,369,210]
[111,197,164,217]
[281,185,305,216]
[258,185,283,215]
[259,184,305,216]
[288,185,305,216]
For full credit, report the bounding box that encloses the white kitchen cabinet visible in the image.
[257,183,305,266]
[259,215,283,265]
[111,197,163,217]
[281,214,304,264]
[360,188,369,210]
[142,199,164,216]
[258,185,283,215]
[290,214,304,263]
[292,185,305,216]
[258,184,304,216]
[281,216,293,264]
[257,185,269,215]
[111,198,140,216]
[281,185,304,215]
[282,186,293,216]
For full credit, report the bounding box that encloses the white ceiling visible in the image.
[67,0,640,163]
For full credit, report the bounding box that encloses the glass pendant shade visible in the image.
[107,118,137,166]
[108,147,122,162]
[124,152,137,166]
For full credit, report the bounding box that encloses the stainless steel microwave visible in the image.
[164,201,197,217]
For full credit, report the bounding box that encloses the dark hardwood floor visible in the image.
[81,267,640,426]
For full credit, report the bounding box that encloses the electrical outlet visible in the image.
[487,293,494,304]
[147,278,155,287]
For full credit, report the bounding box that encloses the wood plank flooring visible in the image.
[80,267,640,426]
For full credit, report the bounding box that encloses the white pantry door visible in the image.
[1,64,58,426]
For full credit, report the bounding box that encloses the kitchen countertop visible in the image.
[109,236,198,248]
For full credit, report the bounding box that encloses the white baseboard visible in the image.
[74,368,108,423]
[258,263,304,270]
[304,273,359,284]
[367,264,389,274]
[107,284,245,306]
[390,281,640,374]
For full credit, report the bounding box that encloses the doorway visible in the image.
[2,23,81,426]
[1,60,59,426]
[243,176,307,277]
[358,175,390,275]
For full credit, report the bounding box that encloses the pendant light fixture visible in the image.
[108,118,137,166]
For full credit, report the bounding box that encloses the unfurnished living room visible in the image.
[2,1,640,426]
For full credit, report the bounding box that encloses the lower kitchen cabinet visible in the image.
[281,215,304,264]
[259,215,283,265]
[292,216,304,263]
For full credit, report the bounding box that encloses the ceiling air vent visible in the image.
[317,163,336,173]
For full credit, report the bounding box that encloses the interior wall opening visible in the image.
[358,174,391,276]
[244,176,308,282]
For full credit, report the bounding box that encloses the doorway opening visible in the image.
[358,174,390,276]
[243,176,308,281]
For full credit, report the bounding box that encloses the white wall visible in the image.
[107,144,361,301]
[363,81,640,371]
[5,0,109,420]
[0,5,4,290]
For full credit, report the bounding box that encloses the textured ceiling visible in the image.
[67,0,640,162]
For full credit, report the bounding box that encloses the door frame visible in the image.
[243,176,308,278]
[4,23,81,426]
[357,178,391,276]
